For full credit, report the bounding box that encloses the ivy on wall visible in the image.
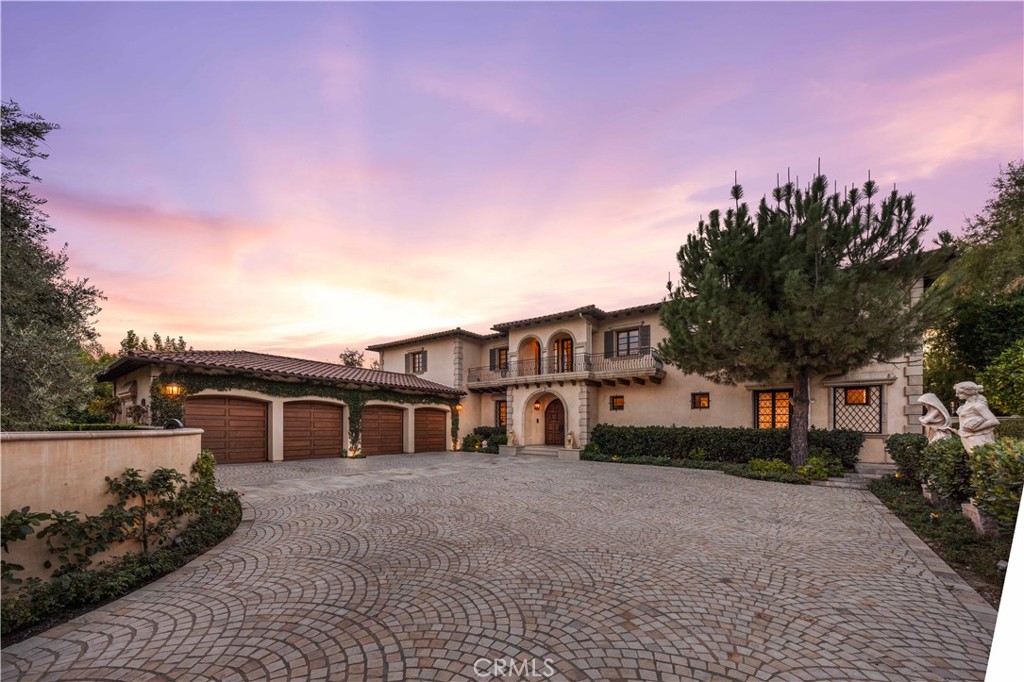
[150,373,460,452]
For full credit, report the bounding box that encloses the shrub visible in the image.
[748,458,791,475]
[885,433,929,484]
[461,433,483,451]
[721,463,809,485]
[797,455,843,481]
[996,419,1024,439]
[922,437,973,502]
[480,431,507,454]
[0,423,139,432]
[588,423,863,466]
[969,438,1024,533]
[472,426,507,439]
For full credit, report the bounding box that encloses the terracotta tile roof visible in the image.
[491,302,662,330]
[365,327,495,351]
[97,350,462,396]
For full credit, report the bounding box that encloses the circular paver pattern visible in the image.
[2,453,996,681]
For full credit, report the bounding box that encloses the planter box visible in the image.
[961,500,999,536]
[498,445,521,457]
[557,448,581,461]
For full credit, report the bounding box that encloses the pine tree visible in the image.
[659,169,951,466]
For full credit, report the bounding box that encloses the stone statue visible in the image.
[954,381,999,453]
[918,393,953,444]
[507,429,518,447]
[566,431,577,449]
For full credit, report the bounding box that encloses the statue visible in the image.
[566,431,577,449]
[507,429,518,447]
[954,381,999,453]
[918,393,953,444]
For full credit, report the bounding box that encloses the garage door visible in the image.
[184,396,267,464]
[284,402,344,460]
[361,406,404,455]
[414,408,447,453]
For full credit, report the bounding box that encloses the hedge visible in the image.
[921,437,973,502]
[1,423,140,432]
[885,433,929,484]
[588,424,864,467]
[969,438,1024,533]
[996,419,1024,440]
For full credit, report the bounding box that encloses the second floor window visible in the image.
[616,329,640,356]
[406,350,427,374]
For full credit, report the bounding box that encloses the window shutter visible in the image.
[639,325,651,353]
[405,353,412,373]
[489,348,497,370]
[422,351,427,372]
[604,331,613,358]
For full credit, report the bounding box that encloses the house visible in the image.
[97,351,462,463]
[367,301,925,464]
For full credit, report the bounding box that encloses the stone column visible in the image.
[904,278,925,434]
[578,383,591,446]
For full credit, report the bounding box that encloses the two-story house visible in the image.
[368,301,924,463]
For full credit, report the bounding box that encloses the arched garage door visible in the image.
[184,396,268,464]
[361,405,404,456]
[284,402,345,460]
[414,408,447,453]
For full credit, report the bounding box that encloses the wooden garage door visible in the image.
[284,402,344,460]
[184,396,267,464]
[414,408,447,453]
[361,406,404,456]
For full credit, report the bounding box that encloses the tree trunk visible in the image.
[790,372,811,467]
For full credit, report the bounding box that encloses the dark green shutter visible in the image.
[422,351,427,372]
[604,331,613,358]
[489,348,497,370]
[639,325,651,353]
[405,353,412,373]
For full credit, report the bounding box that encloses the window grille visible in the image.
[833,385,883,433]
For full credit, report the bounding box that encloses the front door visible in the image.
[545,399,565,446]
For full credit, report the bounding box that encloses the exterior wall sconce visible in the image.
[162,382,183,397]
[533,400,542,410]
[455,404,463,412]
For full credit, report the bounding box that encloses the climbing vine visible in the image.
[150,373,460,452]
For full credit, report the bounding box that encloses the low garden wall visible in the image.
[1,428,204,580]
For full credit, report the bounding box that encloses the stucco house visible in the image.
[367,301,925,464]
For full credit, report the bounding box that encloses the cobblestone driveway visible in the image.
[2,454,997,681]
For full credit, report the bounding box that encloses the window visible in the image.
[406,351,427,374]
[844,387,867,405]
[616,329,640,356]
[609,395,625,411]
[691,392,710,409]
[489,348,508,371]
[833,385,882,433]
[495,400,507,427]
[755,390,791,428]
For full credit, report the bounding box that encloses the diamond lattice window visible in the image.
[833,385,882,433]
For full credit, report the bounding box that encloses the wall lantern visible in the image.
[533,400,542,411]
[455,404,463,413]
[162,381,183,397]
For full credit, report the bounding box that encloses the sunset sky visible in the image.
[3,2,1021,362]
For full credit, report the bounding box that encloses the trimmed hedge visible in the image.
[922,437,972,502]
[969,438,1024,533]
[588,424,864,468]
[885,433,929,484]
[472,426,507,438]
[580,450,808,484]
[1,423,139,432]
[996,419,1024,440]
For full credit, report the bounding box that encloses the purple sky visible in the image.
[3,2,1021,362]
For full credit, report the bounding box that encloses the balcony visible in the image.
[467,349,666,392]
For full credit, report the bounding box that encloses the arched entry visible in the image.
[545,399,565,446]
[517,337,542,376]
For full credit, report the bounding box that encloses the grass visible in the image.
[869,475,1013,608]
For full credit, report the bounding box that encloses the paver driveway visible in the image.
[2,453,997,681]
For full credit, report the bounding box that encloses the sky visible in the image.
[2,1,1021,363]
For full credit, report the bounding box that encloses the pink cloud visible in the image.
[405,65,545,124]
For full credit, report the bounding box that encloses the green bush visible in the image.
[996,419,1024,439]
[922,437,973,502]
[748,458,791,475]
[885,433,929,483]
[581,442,603,458]
[588,423,863,467]
[797,455,844,481]
[472,426,507,439]
[969,438,1024,533]
[0,423,139,432]
[721,463,809,485]
[461,433,483,451]
[480,431,507,454]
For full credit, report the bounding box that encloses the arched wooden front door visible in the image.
[544,399,565,446]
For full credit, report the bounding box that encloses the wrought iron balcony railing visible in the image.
[467,348,663,384]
